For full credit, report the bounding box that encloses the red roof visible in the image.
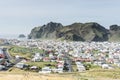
[0,54,5,58]
[73,58,91,62]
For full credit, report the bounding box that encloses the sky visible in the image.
[0,0,120,35]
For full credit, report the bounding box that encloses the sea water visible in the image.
[0,34,27,40]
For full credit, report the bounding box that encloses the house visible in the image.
[32,53,43,62]
[43,57,50,62]
[57,68,63,73]
[57,61,64,67]
[116,63,120,67]
[39,67,51,74]
[15,63,26,69]
[52,68,63,73]
[0,58,5,65]
[49,53,54,59]
[30,66,38,71]
[21,59,29,63]
[76,62,86,72]
[15,55,20,59]
[0,65,5,70]
[93,61,105,66]
[0,54,5,58]
[56,60,64,73]
[73,57,91,62]
[102,64,109,69]
[57,63,64,67]
[102,64,114,69]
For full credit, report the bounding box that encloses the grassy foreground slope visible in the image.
[0,68,120,80]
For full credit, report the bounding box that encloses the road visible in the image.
[2,48,22,65]
[66,59,72,72]
[2,48,13,61]
[64,53,73,72]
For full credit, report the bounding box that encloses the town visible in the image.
[0,39,120,73]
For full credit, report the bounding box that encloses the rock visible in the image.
[109,25,120,42]
[28,22,63,39]
[28,22,120,42]
[18,34,26,38]
[110,25,120,31]
[56,22,109,41]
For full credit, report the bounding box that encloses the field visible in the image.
[0,69,120,80]
[8,46,44,59]
[25,61,57,68]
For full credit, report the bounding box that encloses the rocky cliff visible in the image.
[28,22,120,42]
[28,22,63,39]
[109,25,120,42]
[56,22,109,41]
[18,34,26,38]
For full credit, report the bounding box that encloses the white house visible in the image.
[102,64,114,69]
[76,62,85,72]
[32,53,43,62]
[39,67,51,74]
[15,63,25,69]
[0,65,5,70]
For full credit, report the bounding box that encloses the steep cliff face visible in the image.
[28,22,120,42]
[109,25,120,42]
[28,22,63,39]
[56,22,109,41]
[28,27,41,39]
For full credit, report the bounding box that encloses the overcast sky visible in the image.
[0,0,120,35]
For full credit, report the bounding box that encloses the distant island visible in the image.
[28,22,120,42]
[18,34,26,38]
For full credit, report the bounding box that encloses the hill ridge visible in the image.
[28,22,120,42]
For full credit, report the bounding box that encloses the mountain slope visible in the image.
[109,25,120,42]
[56,22,109,41]
[28,22,120,42]
[28,22,63,39]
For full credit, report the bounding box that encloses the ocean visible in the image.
[0,34,27,40]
